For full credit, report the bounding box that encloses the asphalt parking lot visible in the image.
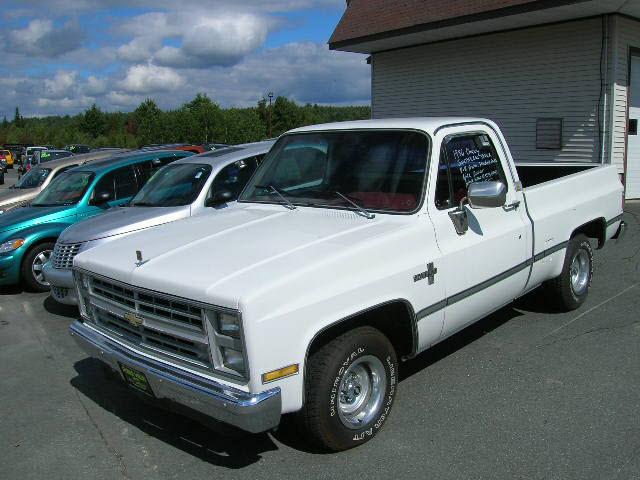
[0,169,639,480]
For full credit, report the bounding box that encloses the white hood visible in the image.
[74,203,411,308]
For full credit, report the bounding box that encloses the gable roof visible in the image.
[329,0,639,53]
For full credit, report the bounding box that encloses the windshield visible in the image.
[240,130,429,213]
[40,151,72,162]
[14,168,51,189]
[31,171,94,207]
[129,163,212,207]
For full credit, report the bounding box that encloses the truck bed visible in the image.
[516,163,599,188]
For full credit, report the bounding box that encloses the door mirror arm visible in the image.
[448,197,469,235]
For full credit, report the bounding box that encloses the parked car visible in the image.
[65,144,91,154]
[0,167,4,185]
[0,150,130,215]
[69,118,625,451]
[35,149,73,164]
[0,149,193,291]
[0,149,15,170]
[45,141,274,304]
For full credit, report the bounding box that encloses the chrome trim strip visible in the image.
[416,241,568,321]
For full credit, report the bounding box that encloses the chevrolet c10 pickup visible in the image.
[68,118,626,451]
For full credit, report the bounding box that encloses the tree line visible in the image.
[0,94,371,148]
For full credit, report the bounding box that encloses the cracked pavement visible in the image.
[0,166,638,480]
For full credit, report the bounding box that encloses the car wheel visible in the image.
[21,242,55,292]
[298,326,398,451]
[548,234,593,311]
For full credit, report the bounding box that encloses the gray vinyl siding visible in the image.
[611,15,640,173]
[372,18,608,164]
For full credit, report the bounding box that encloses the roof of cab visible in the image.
[174,140,275,167]
[288,117,496,136]
[77,149,193,173]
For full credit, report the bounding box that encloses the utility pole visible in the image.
[268,92,274,138]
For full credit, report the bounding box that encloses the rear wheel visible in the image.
[21,242,55,292]
[298,326,398,451]
[547,234,593,311]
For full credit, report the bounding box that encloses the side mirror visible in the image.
[91,190,112,205]
[467,181,507,209]
[206,189,234,207]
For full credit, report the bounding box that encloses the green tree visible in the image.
[1,116,8,129]
[82,104,106,138]
[185,93,223,142]
[13,107,23,128]
[133,99,162,146]
[272,96,303,136]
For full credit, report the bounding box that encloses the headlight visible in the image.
[215,312,241,338]
[0,239,25,254]
[221,347,246,376]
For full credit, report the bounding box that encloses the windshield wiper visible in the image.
[130,202,156,207]
[334,192,375,219]
[255,184,297,210]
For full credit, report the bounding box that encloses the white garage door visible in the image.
[627,55,640,199]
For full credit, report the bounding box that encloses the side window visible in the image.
[210,159,259,200]
[113,165,138,199]
[93,171,116,200]
[436,133,507,209]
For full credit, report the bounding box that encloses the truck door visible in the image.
[428,126,530,339]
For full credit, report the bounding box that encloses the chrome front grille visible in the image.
[83,274,213,371]
[52,242,82,269]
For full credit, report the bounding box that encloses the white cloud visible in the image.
[120,64,185,94]
[8,18,85,57]
[84,76,108,96]
[43,71,78,99]
[155,14,270,68]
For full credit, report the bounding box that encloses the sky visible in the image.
[0,0,370,118]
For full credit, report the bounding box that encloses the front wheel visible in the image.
[547,234,593,311]
[298,326,398,451]
[21,242,55,292]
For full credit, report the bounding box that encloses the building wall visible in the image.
[371,17,610,165]
[610,15,640,175]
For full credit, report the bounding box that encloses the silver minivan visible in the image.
[44,141,274,305]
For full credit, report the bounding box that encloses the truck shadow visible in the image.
[399,304,523,382]
[70,358,279,469]
[43,295,79,318]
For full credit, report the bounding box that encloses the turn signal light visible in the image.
[262,364,299,384]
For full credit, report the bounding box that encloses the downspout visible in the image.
[600,15,610,164]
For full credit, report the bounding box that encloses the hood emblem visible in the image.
[135,250,148,267]
[124,312,143,327]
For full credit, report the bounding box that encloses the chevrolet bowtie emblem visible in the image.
[124,312,143,327]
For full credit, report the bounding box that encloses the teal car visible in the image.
[0,150,194,291]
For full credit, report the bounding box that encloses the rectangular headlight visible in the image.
[74,271,91,321]
[214,312,241,339]
[220,347,246,376]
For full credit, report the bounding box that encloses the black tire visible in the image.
[298,326,398,451]
[21,241,55,292]
[547,234,593,311]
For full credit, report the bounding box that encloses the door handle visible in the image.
[503,201,520,212]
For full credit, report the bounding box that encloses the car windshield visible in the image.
[40,151,72,162]
[14,167,52,189]
[129,164,212,207]
[240,130,429,213]
[31,171,94,207]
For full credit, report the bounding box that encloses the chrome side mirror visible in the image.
[467,181,507,209]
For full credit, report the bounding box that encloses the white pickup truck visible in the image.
[69,118,626,451]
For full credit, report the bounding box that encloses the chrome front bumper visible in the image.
[69,321,282,433]
[43,263,77,305]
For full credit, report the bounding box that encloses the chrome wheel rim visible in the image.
[570,249,590,295]
[338,355,386,429]
[32,249,52,287]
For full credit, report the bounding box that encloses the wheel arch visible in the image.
[571,217,607,249]
[301,299,417,404]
